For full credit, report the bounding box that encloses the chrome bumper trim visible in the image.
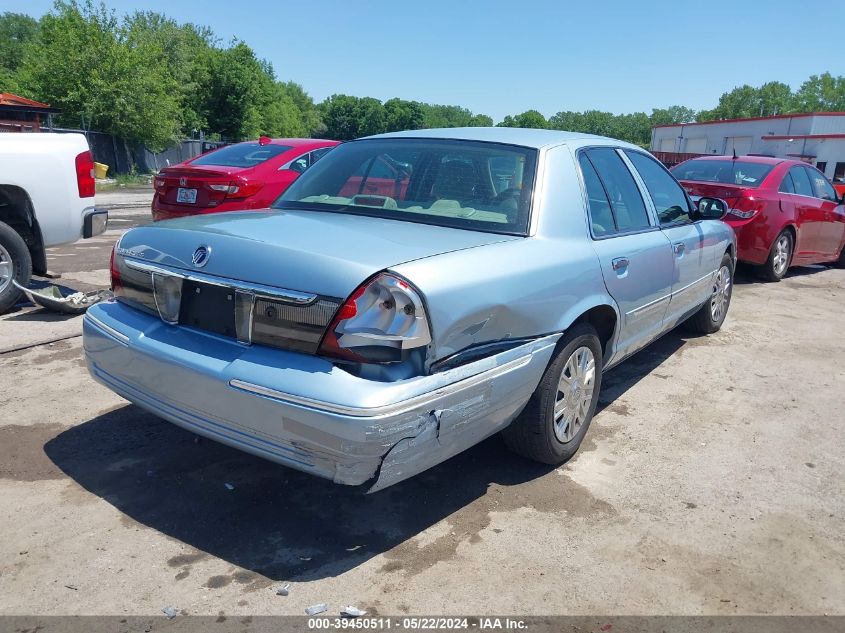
[229,353,533,418]
[85,312,130,344]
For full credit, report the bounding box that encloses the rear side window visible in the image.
[583,148,651,233]
[787,166,813,197]
[192,143,293,168]
[578,154,614,236]
[805,167,838,201]
[625,150,691,225]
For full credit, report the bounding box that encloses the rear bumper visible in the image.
[83,301,557,491]
[724,216,771,265]
[82,207,108,238]
[151,195,260,222]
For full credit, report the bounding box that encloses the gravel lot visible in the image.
[1,188,843,616]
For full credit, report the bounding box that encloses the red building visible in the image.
[0,93,60,133]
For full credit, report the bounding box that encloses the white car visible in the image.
[0,133,108,312]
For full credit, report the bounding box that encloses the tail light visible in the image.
[75,151,95,198]
[209,177,263,200]
[110,243,122,292]
[728,195,765,220]
[318,273,432,363]
[153,175,166,192]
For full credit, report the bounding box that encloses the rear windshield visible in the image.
[191,143,293,168]
[274,138,537,235]
[671,159,774,187]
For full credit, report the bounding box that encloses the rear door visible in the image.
[783,166,827,260]
[579,148,673,362]
[805,166,845,257]
[625,150,716,327]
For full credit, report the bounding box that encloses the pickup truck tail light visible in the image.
[318,273,432,363]
[75,151,96,198]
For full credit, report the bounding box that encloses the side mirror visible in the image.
[695,196,728,220]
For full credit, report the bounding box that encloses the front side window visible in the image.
[276,139,537,235]
[192,143,293,168]
[805,167,838,201]
[582,148,651,233]
[787,166,814,197]
[671,159,774,187]
[626,150,691,225]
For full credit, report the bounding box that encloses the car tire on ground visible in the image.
[687,252,733,334]
[0,220,32,314]
[832,245,845,269]
[759,230,792,282]
[502,322,603,465]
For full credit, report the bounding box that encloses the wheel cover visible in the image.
[553,346,596,443]
[0,243,13,294]
[710,264,732,322]
[773,235,790,276]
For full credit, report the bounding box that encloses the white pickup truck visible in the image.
[0,133,107,312]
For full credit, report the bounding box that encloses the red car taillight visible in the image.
[153,175,166,193]
[212,177,263,200]
[75,150,95,198]
[727,195,765,220]
[109,243,122,292]
[318,273,432,363]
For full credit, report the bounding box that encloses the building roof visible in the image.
[365,127,626,150]
[0,93,61,115]
[653,111,845,129]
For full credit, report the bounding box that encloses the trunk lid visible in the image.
[678,180,750,208]
[118,208,519,299]
[155,165,253,208]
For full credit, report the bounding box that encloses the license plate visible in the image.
[179,280,236,338]
[176,187,197,204]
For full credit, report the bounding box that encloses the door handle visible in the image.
[612,257,630,271]
[673,242,686,256]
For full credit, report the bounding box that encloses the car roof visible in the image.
[364,127,640,150]
[680,154,788,166]
[238,138,338,148]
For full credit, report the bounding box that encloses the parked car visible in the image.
[84,128,735,491]
[0,133,107,312]
[672,156,845,280]
[151,137,339,221]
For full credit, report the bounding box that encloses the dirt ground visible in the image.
[0,189,843,616]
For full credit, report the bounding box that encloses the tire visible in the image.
[0,220,32,313]
[502,323,603,465]
[833,246,845,269]
[759,230,792,282]
[687,253,733,334]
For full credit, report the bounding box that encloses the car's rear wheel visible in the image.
[832,245,845,269]
[502,323,603,465]
[687,253,733,334]
[760,230,792,281]
[0,220,32,313]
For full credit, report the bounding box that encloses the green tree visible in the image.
[383,98,424,132]
[698,81,794,121]
[793,73,845,112]
[19,0,181,150]
[498,109,547,128]
[649,105,696,126]
[0,12,39,74]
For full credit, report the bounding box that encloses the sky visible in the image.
[9,0,845,122]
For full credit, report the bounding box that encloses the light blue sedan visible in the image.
[84,128,735,491]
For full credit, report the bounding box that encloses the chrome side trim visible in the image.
[626,292,671,318]
[229,353,534,418]
[85,312,130,345]
[124,258,318,305]
[672,271,715,298]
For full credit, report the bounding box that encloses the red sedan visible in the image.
[672,156,845,280]
[152,137,339,221]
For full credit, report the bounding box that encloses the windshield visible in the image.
[671,159,774,187]
[191,143,293,168]
[274,138,537,235]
